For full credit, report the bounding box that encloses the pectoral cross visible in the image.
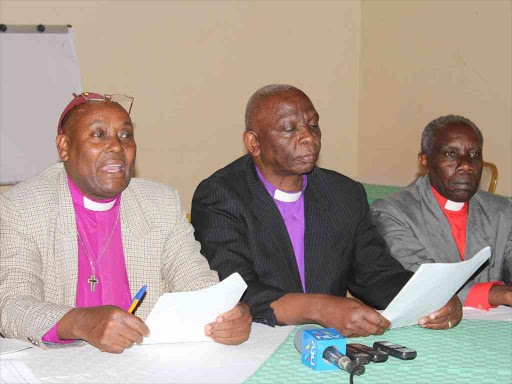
[88,274,99,292]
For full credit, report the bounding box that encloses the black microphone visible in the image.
[294,326,365,376]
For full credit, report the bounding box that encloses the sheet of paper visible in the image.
[1,361,41,384]
[0,339,32,355]
[143,272,247,344]
[381,247,491,328]
[0,324,295,384]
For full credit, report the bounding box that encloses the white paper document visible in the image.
[0,339,32,355]
[143,273,247,344]
[381,247,491,328]
[1,361,41,384]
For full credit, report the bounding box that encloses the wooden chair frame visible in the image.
[483,161,498,194]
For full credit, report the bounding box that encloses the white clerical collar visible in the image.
[274,188,302,203]
[444,200,465,212]
[83,196,116,211]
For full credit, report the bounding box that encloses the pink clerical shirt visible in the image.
[42,177,132,343]
[256,167,307,292]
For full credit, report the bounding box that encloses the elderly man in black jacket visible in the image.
[192,84,462,337]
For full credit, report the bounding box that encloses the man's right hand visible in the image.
[270,293,390,338]
[314,296,390,337]
[58,305,150,353]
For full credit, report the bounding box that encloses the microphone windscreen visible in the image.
[293,325,322,353]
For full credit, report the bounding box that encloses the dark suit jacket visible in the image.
[192,155,412,325]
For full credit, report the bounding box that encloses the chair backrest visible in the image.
[417,160,499,194]
[362,183,404,205]
[480,161,498,194]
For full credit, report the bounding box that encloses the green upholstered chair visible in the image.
[362,183,404,205]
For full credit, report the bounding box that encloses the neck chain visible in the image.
[77,207,121,292]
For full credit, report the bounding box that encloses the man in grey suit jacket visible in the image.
[0,92,251,353]
[371,115,512,309]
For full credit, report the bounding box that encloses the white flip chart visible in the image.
[0,28,81,184]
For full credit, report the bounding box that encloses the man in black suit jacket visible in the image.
[192,84,462,337]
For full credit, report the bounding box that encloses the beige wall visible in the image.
[0,1,361,209]
[359,0,512,196]
[1,0,511,202]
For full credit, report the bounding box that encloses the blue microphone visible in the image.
[294,326,365,376]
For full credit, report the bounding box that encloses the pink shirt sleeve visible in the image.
[42,322,76,344]
[464,281,504,310]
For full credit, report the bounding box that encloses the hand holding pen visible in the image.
[57,285,150,354]
[128,285,147,314]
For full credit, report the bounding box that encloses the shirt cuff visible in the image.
[464,281,504,310]
[42,322,76,344]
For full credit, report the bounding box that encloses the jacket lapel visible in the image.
[465,194,491,262]
[420,177,463,263]
[245,160,303,292]
[303,172,328,292]
[54,167,79,305]
[119,184,153,318]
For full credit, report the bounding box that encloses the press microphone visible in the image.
[294,326,365,376]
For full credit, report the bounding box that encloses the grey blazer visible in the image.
[0,163,218,348]
[370,176,512,303]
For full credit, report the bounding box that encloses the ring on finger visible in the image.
[448,321,452,328]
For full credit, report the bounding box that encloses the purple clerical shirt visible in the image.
[42,177,131,343]
[256,167,307,292]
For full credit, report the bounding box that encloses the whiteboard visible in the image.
[0,28,82,184]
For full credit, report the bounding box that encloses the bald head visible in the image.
[242,84,320,192]
[60,101,128,136]
[245,84,310,132]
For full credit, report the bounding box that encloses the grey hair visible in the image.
[421,114,483,156]
[245,84,304,131]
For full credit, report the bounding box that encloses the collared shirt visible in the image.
[432,186,468,259]
[432,186,502,310]
[42,177,131,343]
[256,167,307,292]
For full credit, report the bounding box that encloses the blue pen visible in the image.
[128,285,147,314]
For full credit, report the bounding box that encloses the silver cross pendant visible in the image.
[88,274,99,292]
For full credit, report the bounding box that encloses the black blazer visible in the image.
[192,155,412,325]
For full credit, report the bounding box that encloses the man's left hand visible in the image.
[418,295,462,330]
[205,302,252,345]
[489,284,512,306]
